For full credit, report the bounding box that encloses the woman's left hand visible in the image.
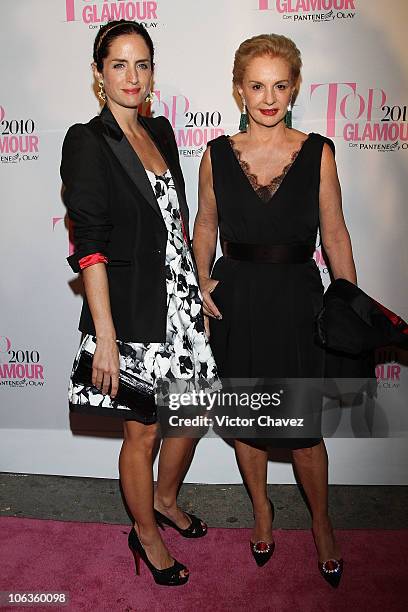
[200,277,223,320]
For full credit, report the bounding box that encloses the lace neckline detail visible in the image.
[227,135,310,202]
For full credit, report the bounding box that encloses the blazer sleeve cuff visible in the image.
[79,253,108,269]
[67,250,108,273]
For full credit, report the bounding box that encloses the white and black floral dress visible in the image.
[69,169,218,423]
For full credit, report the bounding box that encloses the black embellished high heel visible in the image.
[313,521,343,588]
[128,527,189,586]
[154,508,207,538]
[318,558,343,588]
[250,499,275,567]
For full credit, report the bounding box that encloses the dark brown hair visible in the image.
[93,20,154,72]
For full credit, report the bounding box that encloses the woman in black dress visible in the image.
[193,34,357,587]
[61,20,217,586]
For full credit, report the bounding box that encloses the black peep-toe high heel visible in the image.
[128,527,189,586]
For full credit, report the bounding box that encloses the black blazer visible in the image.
[61,105,192,342]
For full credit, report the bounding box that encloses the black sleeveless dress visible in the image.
[208,133,333,449]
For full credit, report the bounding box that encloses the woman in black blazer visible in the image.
[61,20,217,586]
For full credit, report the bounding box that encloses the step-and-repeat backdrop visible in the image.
[1,0,407,483]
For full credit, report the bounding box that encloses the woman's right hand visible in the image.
[92,337,120,399]
[200,277,222,320]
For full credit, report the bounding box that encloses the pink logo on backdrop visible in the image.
[258,0,355,9]
[152,91,224,157]
[257,0,357,21]
[65,0,159,25]
[0,337,45,387]
[0,106,39,163]
[310,83,408,149]
[375,349,401,389]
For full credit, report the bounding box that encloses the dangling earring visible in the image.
[145,91,155,103]
[239,100,248,132]
[284,99,293,128]
[98,81,106,102]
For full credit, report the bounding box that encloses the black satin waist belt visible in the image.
[221,239,315,264]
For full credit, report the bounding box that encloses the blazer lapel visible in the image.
[98,106,163,222]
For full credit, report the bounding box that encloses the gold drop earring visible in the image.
[145,91,155,103]
[98,81,107,102]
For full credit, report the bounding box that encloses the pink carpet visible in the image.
[0,517,406,612]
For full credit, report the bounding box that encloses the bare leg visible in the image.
[291,440,341,561]
[154,437,206,530]
[234,439,273,543]
[119,420,188,577]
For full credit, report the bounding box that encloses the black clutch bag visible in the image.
[71,348,155,411]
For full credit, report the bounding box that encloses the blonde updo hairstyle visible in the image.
[233,34,302,100]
